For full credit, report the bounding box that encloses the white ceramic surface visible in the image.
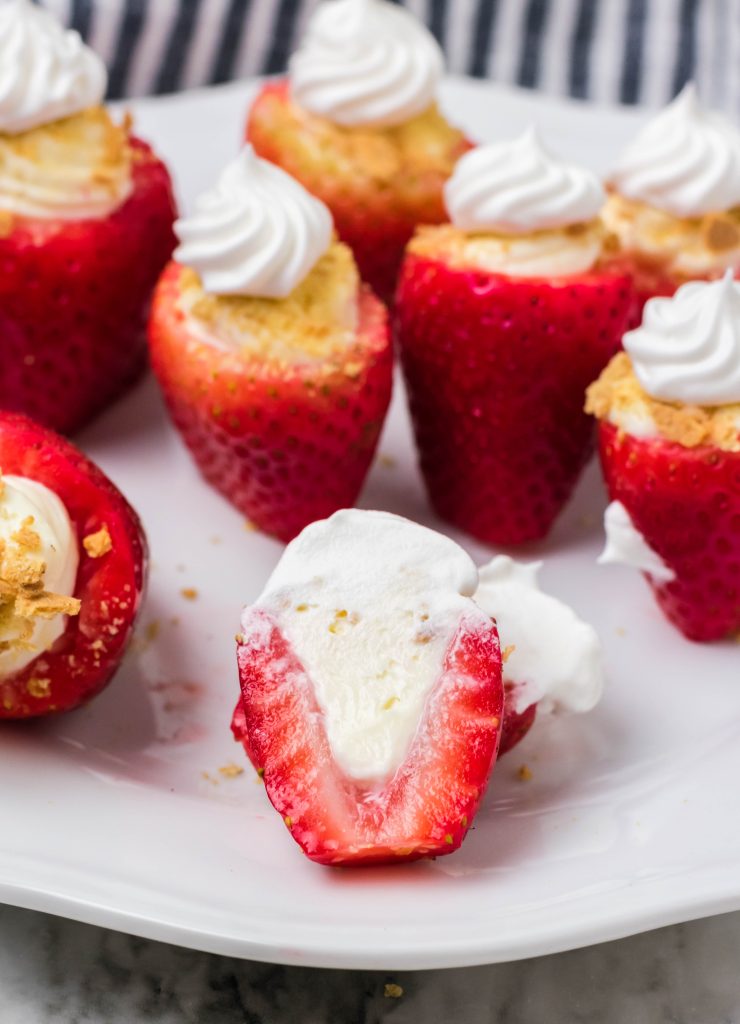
[1,79,738,971]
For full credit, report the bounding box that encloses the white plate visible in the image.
[2,78,739,972]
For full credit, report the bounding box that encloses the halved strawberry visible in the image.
[0,413,147,718]
[246,80,471,304]
[597,421,740,641]
[233,509,503,865]
[236,609,502,866]
[148,262,392,543]
[0,137,176,435]
[396,247,634,545]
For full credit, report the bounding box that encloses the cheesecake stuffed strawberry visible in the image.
[148,147,392,542]
[233,509,504,866]
[396,130,634,546]
[246,0,469,303]
[586,272,740,642]
[0,0,176,434]
[0,413,147,719]
[604,84,740,319]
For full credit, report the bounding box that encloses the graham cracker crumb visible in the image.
[384,984,404,999]
[517,764,533,782]
[218,762,245,779]
[586,352,740,451]
[502,644,516,663]
[0,515,80,647]
[180,587,198,601]
[83,525,113,559]
[27,677,51,698]
[703,212,740,252]
[378,454,397,469]
[243,520,258,532]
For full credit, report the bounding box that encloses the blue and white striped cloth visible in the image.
[38,0,740,114]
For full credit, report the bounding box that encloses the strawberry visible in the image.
[233,678,530,764]
[0,413,147,718]
[597,421,740,642]
[236,608,503,866]
[499,687,537,755]
[246,80,471,304]
[395,247,634,545]
[0,138,176,435]
[148,262,392,543]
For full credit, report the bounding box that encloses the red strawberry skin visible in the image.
[498,686,537,755]
[396,252,634,545]
[598,422,740,642]
[148,264,393,543]
[236,608,503,866]
[0,413,147,718]
[0,138,176,435]
[246,80,471,304]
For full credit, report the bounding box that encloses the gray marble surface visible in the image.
[4,905,740,1023]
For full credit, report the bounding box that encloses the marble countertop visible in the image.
[4,905,740,1023]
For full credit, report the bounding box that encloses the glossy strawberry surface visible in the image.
[148,264,393,542]
[236,609,504,865]
[396,253,633,545]
[0,413,147,718]
[598,422,740,642]
[0,138,176,434]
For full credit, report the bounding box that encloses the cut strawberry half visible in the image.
[148,261,392,543]
[396,246,634,545]
[234,510,504,866]
[246,80,471,304]
[597,421,740,641]
[0,137,176,435]
[0,413,147,718]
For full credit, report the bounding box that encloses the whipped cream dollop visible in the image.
[445,129,605,234]
[0,0,107,135]
[0,475,79,679]
[175,147,333,298]
[598,501,675,583]
[474,556,604,716]
[624,272,740,406]
[610,84,740,217]
[289,0,444,128]
[245,509,492,784]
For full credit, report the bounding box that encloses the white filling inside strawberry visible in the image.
[474,556,604,716]
[253,509,480,783]
[0,476,79,678]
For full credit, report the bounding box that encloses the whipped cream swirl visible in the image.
[611,84,740,217]
[0,475,79,679]
[625,271,740,406]
[289,0,444,128]
[0,0,107,135]
[474,556,604,716]
[445,128,605,234]
[174,147,333,298]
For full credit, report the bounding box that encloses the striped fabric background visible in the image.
[38,0,740,113]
